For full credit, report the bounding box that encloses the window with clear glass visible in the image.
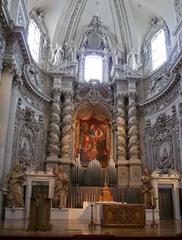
[27,20,40,62]
[151,29,167,71]
[84,55,103,82]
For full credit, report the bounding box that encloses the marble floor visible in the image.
[0,219,181,238]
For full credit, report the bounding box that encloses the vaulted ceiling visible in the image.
[27,0,176,52]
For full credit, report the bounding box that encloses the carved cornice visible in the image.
[48,61,77,77]
[3,26,31,75]
[139,73,180,107]
[139,73,181,116]
[22,69,51,103]
[14,69,52,114]
[111,64,141,81]
[11,26,31,64]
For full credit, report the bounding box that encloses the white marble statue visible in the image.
[53,163,69,208]
[140,168,154,209]
[6,164,25,208]
[115,47,124,65]
[49,43,63,66]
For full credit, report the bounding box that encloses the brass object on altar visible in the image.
[88,202,96,230]
[99,183,113,201]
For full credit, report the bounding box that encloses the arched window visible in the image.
[84,55,103,82]
[28,19,40,62]
[151,29,167,71]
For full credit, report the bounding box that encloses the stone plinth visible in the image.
[51,208,69,220]
[146,208,159,221]
[5,207,25,219]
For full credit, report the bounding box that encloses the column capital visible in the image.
[52,88,61,99]
[2,64,16,76]
[117,93,127,100]
[128,92,136,100]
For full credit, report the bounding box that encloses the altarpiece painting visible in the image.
[79,119,110,167]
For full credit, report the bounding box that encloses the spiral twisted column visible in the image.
[61,92,72,162]
[128,93,141,186]
[47,89,61,162]
[116,94,126,162]
[128,93,140,160]
[116,94,128,186]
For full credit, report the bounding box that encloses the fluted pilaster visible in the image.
[0,66,15,183]
[61,92,72,161]
[47,89,61,160]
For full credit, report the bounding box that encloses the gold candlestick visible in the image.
[151,197,158,228]
[88,202,96,230]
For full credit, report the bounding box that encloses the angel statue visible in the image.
[140,168,154,209]
[53,163,69,208]
[6,164,26,208]
[49,43,64,66]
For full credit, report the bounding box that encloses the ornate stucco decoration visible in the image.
[26,64,44,93]
[139,73,181,116]
[24,64,52,96]
[12,101,44,169]
[75,80,113,106]
[80,15,109,51]
[144,112,180,172]
[144,71,171,99]
[77,15,111,82]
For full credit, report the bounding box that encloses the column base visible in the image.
[117,161,129,186]
[46,156,61,168]
[128,159,142,187]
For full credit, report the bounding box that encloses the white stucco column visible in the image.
[25,177,32,218]
[78,55,84,82]
[2,82,20,186]
[0,67,14,217]
[0,67,14,184]
[173,183,181,220]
